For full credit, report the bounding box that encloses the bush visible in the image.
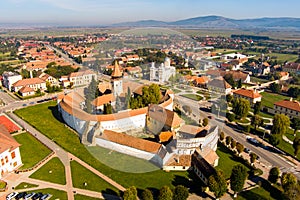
[226,112,235,122]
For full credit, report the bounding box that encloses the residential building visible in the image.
[207,77,232,95]
[233,88,262,105]
[282,62,300,74]
[12,78,46,93]
[269,99,300,118]
[69,70,97,87]
[0,128,22,178]
[38,73,59,86]
[2,72,22,91]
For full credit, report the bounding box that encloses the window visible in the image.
[11,151,16,159]
[13,162,17,167]
[5,156,8,163]
[1,159,4,166]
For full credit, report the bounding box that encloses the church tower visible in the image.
[111,61,123,96]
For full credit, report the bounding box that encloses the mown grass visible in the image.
[14,182,38,190]
[261,92,288,109]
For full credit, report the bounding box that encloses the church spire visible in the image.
[111,60,122,78]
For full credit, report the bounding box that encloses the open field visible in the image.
[70,161,119,195]
[14,101,201,190]
[15,182,38,190]
[13,132,52,169]
[260,92,289,108]
[30,157,66,185]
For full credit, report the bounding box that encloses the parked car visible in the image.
[40,193,50,200]
[6,192,18,200]
[244,148,251,153]
[22,104,27,106]
[24,192,36,200]
[32,192,43,200]
[246,136,260,146]
[15,192,27,200]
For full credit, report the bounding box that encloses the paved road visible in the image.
[175,95,300,180]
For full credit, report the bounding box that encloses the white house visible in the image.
[12,78,46,93]
[69,70,97,87]
[2,72,22,91]
[150,57,176,83]
[0,129,22,178]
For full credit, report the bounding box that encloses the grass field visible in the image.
[25,188,67,200]
[180,94,203,101]
[237,186,275,200]
[15,182,38,190]
[13,132,52,169]
[74,194,103,200]
[261,92,288,108]
[30,157,66,185]
[216,144,250,179]
[86,145,159,173]
[14,101,198,190]
[70,161,119,195]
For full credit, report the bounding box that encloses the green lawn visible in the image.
[86,145,159,173]
[70,161,119,195]
[180,94,203,101]
[237,186,275,200]
[15,182,38,190]
[74,194,103,200]
[13,132,52,169]
[250,77,269,84]
[14,101,202,190]
[25,188,67,200]
[216,144,250,179]
[261,92,288,109]
[30,157,66,185]
[172,88,181,93]
[277,139,300,160]
[0,180,7,189]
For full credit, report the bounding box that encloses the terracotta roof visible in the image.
[0,115,21,133]
[195,147,219,166]
[178,125,207,138]
[283,62,300,70]
[0,126,20,154]
[164,154,191,167]
[192,150,215,176]
[18,86,35,93]
[208,78,231,89]
[111,61,122,78]
[194,76,209,85]
[274,99,300,112]
[279,72,289,77]
[223,71,249,82]
[233,88,262,99]
[13,78,45,87]
[98,130,162,153]
[92,94,115,107]
[148,104,183,128]
[159,131,174,142]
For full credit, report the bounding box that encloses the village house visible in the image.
[269,98,300,118]
[12,78,46,95]
[233,88,262,105]
[0,128,22,178]
[207,77,232,95]
[282,62,300,74]
[2,72,22,91]
[68,70,97,87]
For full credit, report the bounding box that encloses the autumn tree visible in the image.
[281,172,297,191]
[249,152,258,166]
[236,143,244,155]
[202,118,209,127]
[225,136,232,147]
[220,132,225,142]
[123,186,138,200]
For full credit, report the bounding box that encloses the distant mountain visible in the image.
[112,15,300,30]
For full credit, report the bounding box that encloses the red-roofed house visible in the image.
[270,99,300,118]
[233,88,262,105]
[0,114,21,133]
[0,128,22,178]
[12,78,46,94]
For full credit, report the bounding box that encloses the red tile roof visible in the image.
[111,61,122,78]
[0,126,20,154]
[92,94,115,107]
[233,88,262,99]
[13,78,45,87]
[0,115,21,133]
[274,99,300,112]
[18,86,35,94]
[98,130,162,153]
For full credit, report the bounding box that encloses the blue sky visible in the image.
[0,0,300,25]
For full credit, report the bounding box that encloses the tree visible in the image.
[226,112,235,122]
[226,94,233,103]
[208,170,228,199]
[237,79,242,88]
[272,114,290,135]
[244,125,250,133]
[282,183,300,200]
[270,134,281,147]
[232,98,250,119]
[249,152,258,166]
[225,136,232,147]
[291,117,300,136]
[253,101,261,115]
[141,189,153,200]
[268,167,280,184]
[281,172,297,191]
[230,164,248,197]
[269,82,281,93]
[123,186,138,200]
[173,185,189,200]
[236,143,244,155]
[202,118,209,127]
[292,136,300,157]
[220,132,225,142]
[158,186,173,200]
[224,74,236,88]
[104,103,112,114]
[287,87,300,98]
[251,115,264,131]
[231,140,237,149]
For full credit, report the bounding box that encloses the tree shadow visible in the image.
[102,189,120,200]
[48,105,65,123]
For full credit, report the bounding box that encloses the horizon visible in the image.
[1,0,300,26]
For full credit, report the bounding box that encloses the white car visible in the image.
[24,192,36,200]
[6,192,18,200]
